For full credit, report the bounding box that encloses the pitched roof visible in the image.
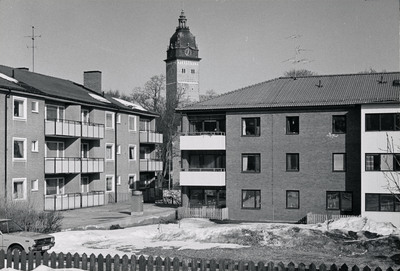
[178,72,400,112]
[0,65,157,117]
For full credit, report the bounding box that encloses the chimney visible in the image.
[84,71,102,94]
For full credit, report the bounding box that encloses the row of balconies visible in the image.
[45,119,163,144]
[45,157,162,174]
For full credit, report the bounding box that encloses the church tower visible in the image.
[165,10,201,108]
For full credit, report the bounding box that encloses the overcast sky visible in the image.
[0,0,398,96]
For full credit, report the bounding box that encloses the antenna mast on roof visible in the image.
[282,34,313,78]
[25,26,41,72]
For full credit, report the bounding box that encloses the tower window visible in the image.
[182,69,186,74]
[191,69,195,74]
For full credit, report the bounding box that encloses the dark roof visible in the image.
[0,65,158,117]
[178,72,400,112]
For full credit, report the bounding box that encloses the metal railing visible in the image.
[139,159,163,172]
[139,130,163,144]
[44,191,105,211]
[81,122,105,139]
[45,157,104,174]
[45,119,104,139]
[181,131,226,136]
[181,168,226,172]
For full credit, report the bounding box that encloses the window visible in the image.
[81,177,89,193]
[13,97,27,120]
[365,153,400,171]
[116,114,121,124]
[365,113,400,131]
[117,176,121,185]
[191,69,195,74]
[242,118,260,136]
[326,191,353,211]
[13,138,26,160]
[45,178,64,195]
[333,153,346,172]
[116,145,121,155]
[242,190,261,209]
[365,194,400,212]
[129,145,136,160]
[46,105,64,121]
[106,144,114,160]
[105,112,114,129]
[81,143,89,158]
[332,115,346,134]
[286,116,299,134]
[31,101,39,113]
[182,68,186,73]
[81,109,90,123]
[31,140,39,153]
[286,153,299,172]
[31,179,38,191]
[45,141,64,158]
[129,116,136,131]
[129,174,136,190]
[106,175,114,192]
[242,154,260,173]
[12,178,26,200]
[286,190,299,209]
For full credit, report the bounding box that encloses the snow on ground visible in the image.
[49,217,400,257]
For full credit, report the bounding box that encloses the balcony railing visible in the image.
[45,119,104,139]
[180,133,226,150]
[45,157,104,174]
[180,170,226,186]
[181,168,225,172]
[140,159,163,172]
[140,130,163,144]
[44,191,105,211]
[181,131,226,136]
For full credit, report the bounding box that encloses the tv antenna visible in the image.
[282,34,313,78]
[25,26,41,72]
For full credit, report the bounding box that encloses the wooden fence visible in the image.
[0,250,394,271]
[306,213,360,224]
[177,207,229,220]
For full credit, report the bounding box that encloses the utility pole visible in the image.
[25,26,41,72]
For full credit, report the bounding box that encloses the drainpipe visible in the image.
[4,89,11,203]
[114,111,118,202]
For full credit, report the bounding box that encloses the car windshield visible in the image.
[0,220,24,233]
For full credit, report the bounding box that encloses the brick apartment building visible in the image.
[0,65,163,211]
[177,72,400,226]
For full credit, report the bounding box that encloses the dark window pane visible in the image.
[365,194,380,211]
[242,154,260,172]
[380,114,395,131]
[365,154,380,171]
[380,194,394,211]
[242,118,260,136]
[242,190,261,209]
[189,189,204,207]
[327,192,340,210]
[332,115,346,133]
[394,155,400,171]
[286,116,299,134]
[286,154,299,171]
[286,191,299,209]
[395,196,400,212]
[365,114,380,131]
[341,192,353,211]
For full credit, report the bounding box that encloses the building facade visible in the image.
[177,72,400,226]
[0,65,162,211]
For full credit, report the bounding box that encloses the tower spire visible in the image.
[178,10,187,29]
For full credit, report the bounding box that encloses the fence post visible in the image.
[81,253,88,270]
[139,255,147,271]
[147,255,154,271]
[27,251,34,270]
[66,252,72,268]
[42,252,50,268]
[248,261,255,271]
[0,250,4,269]
[105,254,112,271]
[114,255,121,271]
[13,251,20,270]
[164,257,171,271]
[98,254,104,271]
[257,261,265,271]
[173,257,180,271]
[121,255,129,271]
[130,255,137,271]
[288,262,295,271]
[20,251,27,271]
[90,254,97,271]
[155,256,163,271]
[50,252,57,269]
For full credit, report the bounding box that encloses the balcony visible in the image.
[140,159,163,172]
[45,119,81,137]
[140,130,163,144]
[45,120,104,139]
[180,168,226,186]
[180,132,226,150]
[45,157,104,174]
[82,122,105,139]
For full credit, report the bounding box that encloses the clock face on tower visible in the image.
[184,48,192,56]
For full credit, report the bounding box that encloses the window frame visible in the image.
[45,105,65,121]
[326,191,353,211]
[129,145,137,161]
[286,116,299,135]
[13,96,27,120]
[105,143,114,161]
[241,189,261,209]
[365,153,400,171]
[365,193,400,212]
[241,153,261,173]
[117,176,121,186]
[12,178,27,200]
[45,177,64,195]
[105,175,115,192]
[128,115,137,131]
[81,109,90,123]
[333,153,346,172]
[128,174,136,190]
[365,113,400,131]
[31,140,39,153]
[286,153,300,172]
[13,137,27,161]
[332,115,346,134]
[105,111,115,129]
[286,190,300,209]
[31,179,39,192]
[241,117,261,137]
[31,101,39,113]
[81,176,90,193]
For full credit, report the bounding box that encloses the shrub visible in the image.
[0,201,63,233]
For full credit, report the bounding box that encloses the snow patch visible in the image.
[88,93,111,103]
[112,97,147,111]
[0,73,18,83]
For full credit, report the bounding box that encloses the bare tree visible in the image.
[284,69,317,77]
[199,89,218,102]
[383,134,400,201]
[130,74,166,114]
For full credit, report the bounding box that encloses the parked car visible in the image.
[0,219,55,254]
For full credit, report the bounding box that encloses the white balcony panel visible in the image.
[140,131,163,144]
[180,135,225,150]
[140,159,163,172]
[180,171,226,186]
